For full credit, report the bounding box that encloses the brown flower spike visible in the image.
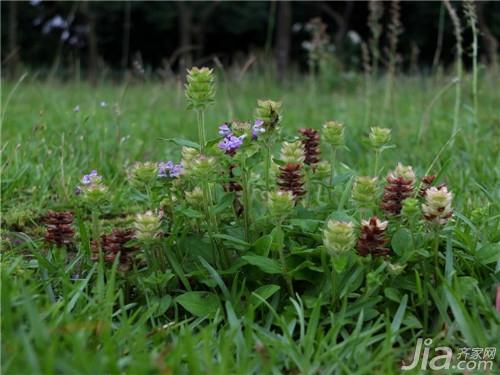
[224,164,244,216]
[43,211,75,248]
[357,216,390,257]
[298,128,321,168]
[91,228,137,271]
[381,164,415,215]
[278,163,305,200]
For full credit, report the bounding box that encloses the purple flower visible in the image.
[252,119,265,139]
[218,135,244,153]
[158,161,183,178]
[218,124,232,137]
[81,170,99,185]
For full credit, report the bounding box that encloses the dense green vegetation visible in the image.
[1,69,499,374]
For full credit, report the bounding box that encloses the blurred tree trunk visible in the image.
[7,1,20,79]
[177,2,193,75]
[476,2,498,71]
[82,1,98,85]
[121,1,132,71]
[317,1,354,48]
[275,1,292,81]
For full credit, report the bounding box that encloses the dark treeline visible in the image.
[2,1,499,80]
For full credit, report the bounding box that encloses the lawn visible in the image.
[1,69,499,374]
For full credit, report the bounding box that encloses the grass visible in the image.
[1,69,500,374]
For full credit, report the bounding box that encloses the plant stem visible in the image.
[331,257,338,309]
[277,221,294,296]
[241,159,252,242]
[265,142,271,193]
[329,147,337,201]
[91,209,101,252]
[373,148,381,176]
[197,110,206,153]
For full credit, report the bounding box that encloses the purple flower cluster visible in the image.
[81,170,100,185]
[158,161,183,178]
[252,119,265,139]
[219,134,245,153]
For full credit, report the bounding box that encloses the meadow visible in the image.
[1,68,499,374]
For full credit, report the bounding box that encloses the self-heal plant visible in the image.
[185,67,215,153]
[158,161,183,178]
[422,186,453,225]
[134,211,166,271]
[322,121,345,199]
[369,127,392,175]
[352,176,378,211]
[381,163,415,216]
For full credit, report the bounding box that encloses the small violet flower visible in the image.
[252,119,265,139]
[219,134,244,153]
[218,123,232,137]
[158,161,183,178]
[81,170,100,185]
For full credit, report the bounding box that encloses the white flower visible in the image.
[422,186,453,225]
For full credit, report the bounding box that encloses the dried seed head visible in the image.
[181,146,200,176]
[280,141,305,165]
[381,163,415,215]
[352,176,378,208]
[277,163,305,200]
[185,67,215,111]
[357,216,390,257]
[422,185,453,225]
[299,128,321,167]
[369,127,391,149]
[43,211,75,248]
[322,121,345,147]
[91,228,136,272]
[267,190,294,219]
[323,220,355,255]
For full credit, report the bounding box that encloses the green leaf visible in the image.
[476,243,500,265]
[176,291,219,317]
[213,193,236,215]
[391,294,408,342]
[391,228,413,256]
[253,234,273,257]
[242,255,283,274]
[161,137,200,150]
[250,285,281,307]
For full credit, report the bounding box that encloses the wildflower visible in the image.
[267,191,294,219]
[381,163,415,215]
[255,100,282,131]
[252,119,266,139]
[78,170,108,205]
[357,216,390,257]
[100,101,108,108]
[299,128,321,168]
[369,127,391,149]
[422,185,453,225]
[218,134,245,154]
[81,170,101,185]
[313,160,331,179]
[73,105,80,113]
[280,141,305,165]
[158,161,183,178]
[322,121,345,147]
[128,162,158,186]
[401,198,420,220]
[352,176,378,208]
[191,155,218,181]
[218,123,232,137]
[323,220,355,255]
[180,146,200,175]
[43,211,75,248]
[185,67,215,111]
[185,187,205,208]
[91,228,137,272]
[134,211,162,242]
[277,163,305,200]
